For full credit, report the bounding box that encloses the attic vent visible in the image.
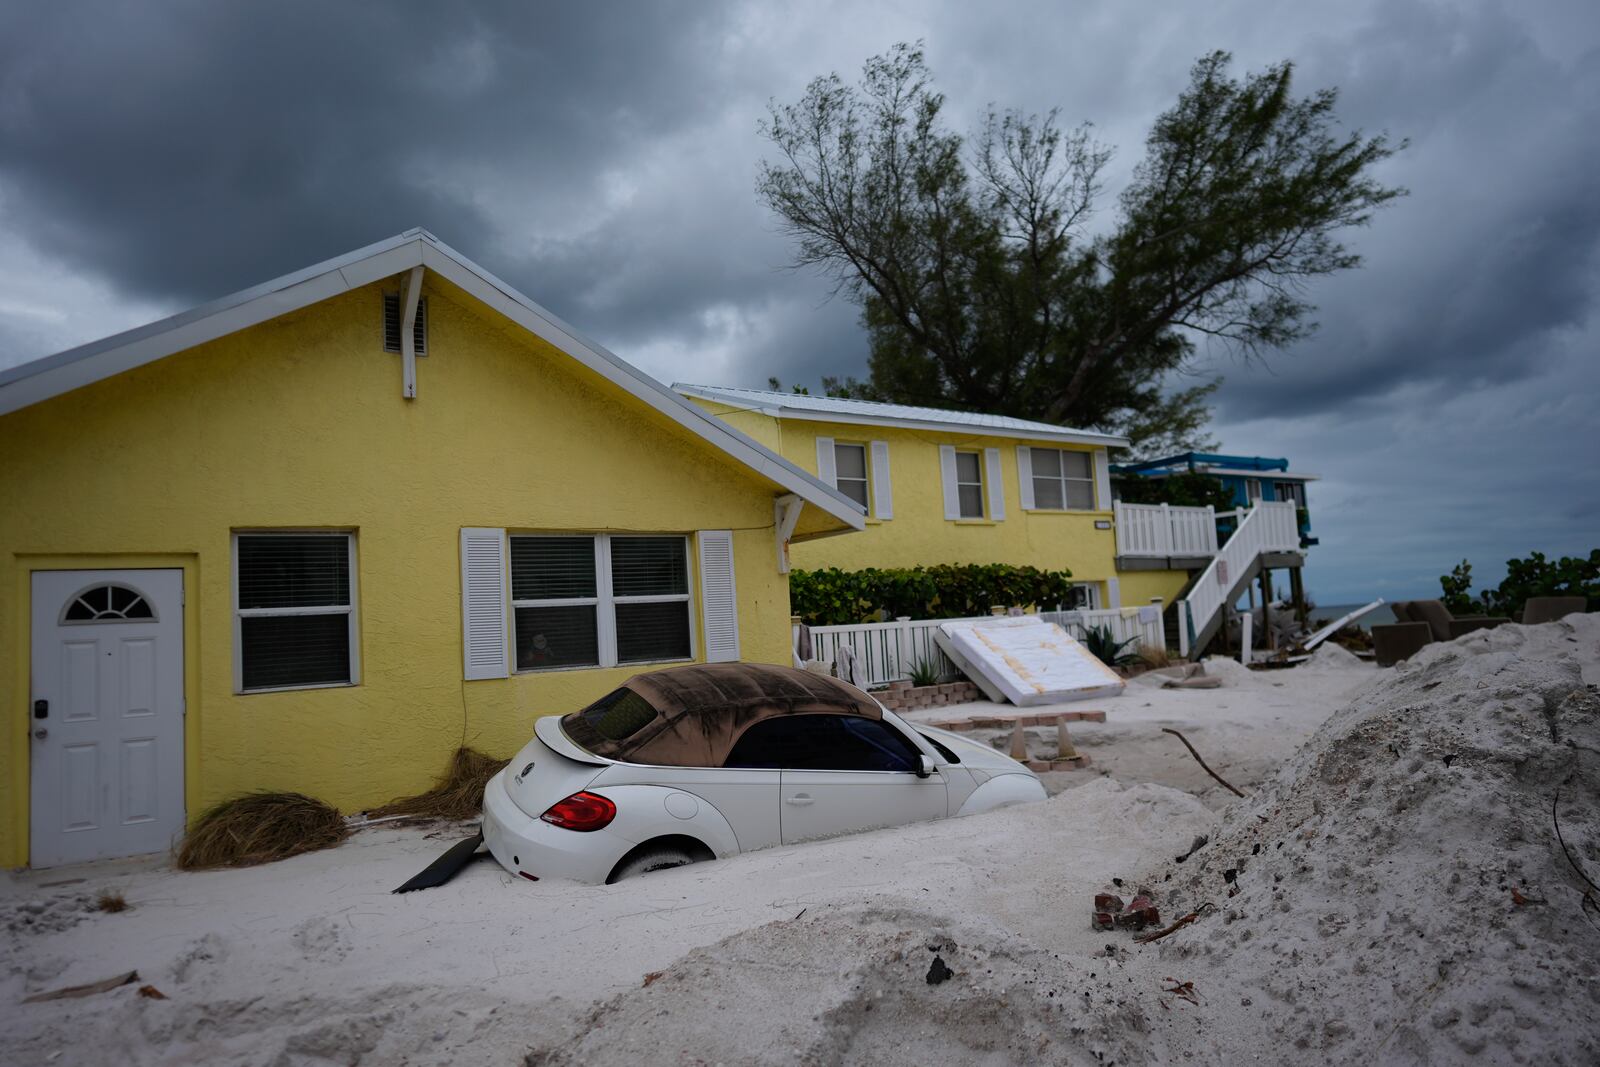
[383,292,428,355]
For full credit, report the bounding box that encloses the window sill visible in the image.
[514,656,694,676]
[1022,508,1113,517]
[949,518,998,526]
[237,680,358,696]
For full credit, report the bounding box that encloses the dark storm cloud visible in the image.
[1203,0,1600,422]
[2,0,1597,604]
[0,1,736,316]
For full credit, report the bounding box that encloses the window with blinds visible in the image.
[234,533,357,691]
[1030,448,1096,510]
[510,534,691,671]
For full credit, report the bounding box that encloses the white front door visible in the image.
[30,569,185,867]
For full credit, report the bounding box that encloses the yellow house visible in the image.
[675,385,1194,613]
[0,230,864,869]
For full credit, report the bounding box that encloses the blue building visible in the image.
[1111,451,1318,546]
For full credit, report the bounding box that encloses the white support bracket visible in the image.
[400,265,424,399]
[774,493,803,574]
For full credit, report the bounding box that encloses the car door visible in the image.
[725,714,948,845]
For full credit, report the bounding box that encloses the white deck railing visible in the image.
[1113,502,1221,558]
[801,607,1164,689]
[1177,501,1302,656]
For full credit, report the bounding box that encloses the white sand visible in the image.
[3,620,1595,1065]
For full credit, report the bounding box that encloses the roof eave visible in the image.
[0,230,865,532]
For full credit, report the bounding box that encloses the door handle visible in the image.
[33,728,48,740]
[784,793,814,807]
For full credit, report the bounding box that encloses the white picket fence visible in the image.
[1113,502,1222,558]
[801,606,1165,689]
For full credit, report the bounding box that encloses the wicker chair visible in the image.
[1371,600,1510,666]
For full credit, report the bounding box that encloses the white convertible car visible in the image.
[481,662,1046,884]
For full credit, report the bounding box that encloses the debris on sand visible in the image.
[177,792,349,869]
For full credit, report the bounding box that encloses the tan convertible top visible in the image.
[559,662,880,767]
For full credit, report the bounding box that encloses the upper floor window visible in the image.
[833,442,869,511]
[234,532,357,692]
[954,451,984,518]
[1030,448,1095,510]
[1275,481,1306,507]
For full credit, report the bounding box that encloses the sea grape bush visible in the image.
[790,563,1077,626]
[1439,549,1599,618]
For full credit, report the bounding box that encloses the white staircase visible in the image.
[1174,502,1302,657]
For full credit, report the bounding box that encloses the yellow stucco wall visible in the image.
[686,403,1120,597]
[0,277,804,867]
[1114,570,1192,610]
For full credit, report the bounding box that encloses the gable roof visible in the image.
[0,229,864,533]
[673,383,1128,448]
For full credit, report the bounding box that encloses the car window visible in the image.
[724,714,920,772]
[574,687,659,741]
[915,730,961,764]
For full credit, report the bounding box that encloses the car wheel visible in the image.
[610,845,701,882]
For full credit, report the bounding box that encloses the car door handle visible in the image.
[784,793,814,807]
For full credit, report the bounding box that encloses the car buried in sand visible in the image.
[480,662,1046,884]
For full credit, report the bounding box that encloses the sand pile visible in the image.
[524,905,1160,1067]
[1147,616,1600,1064]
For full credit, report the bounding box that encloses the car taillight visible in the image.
[540,791,616,832]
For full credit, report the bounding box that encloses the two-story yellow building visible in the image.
[674,385,1194,614]
[0,230,863,869]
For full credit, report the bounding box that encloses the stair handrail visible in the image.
[1178,502,1300,653]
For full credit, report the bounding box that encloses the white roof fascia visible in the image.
[0,232,425,416]
[673,384,1128,449]
[0,229,865,531]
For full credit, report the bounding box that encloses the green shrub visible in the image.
[1080,624,1142,667]
[907,658,941,687]
[1438,549,1599,618]
[789,563,1077,626]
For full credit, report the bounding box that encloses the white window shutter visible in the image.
[698,530,740,662]
[1016,446,1035,510]
[985,448,1005,520]
[815,437,837,486]
[939,445,959,520]
[1106,576,1122,609]
[460,527,509,680]
[1094,447,1112,510]
[869,440,893,519]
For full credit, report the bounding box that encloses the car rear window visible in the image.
[575,687,659,741]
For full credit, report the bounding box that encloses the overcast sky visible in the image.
[2,1,1596,604]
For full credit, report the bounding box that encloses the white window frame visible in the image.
[232,530,360,694]
[510,533,695,673]
[1246,478,1263,502]
[832,441,870,513]
[1027,447,1097,511]
[1064,583,1101,610]
[954,450,985,519]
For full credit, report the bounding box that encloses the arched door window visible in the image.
[60,583,158,624]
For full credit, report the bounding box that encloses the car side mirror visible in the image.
[916,754,936,779]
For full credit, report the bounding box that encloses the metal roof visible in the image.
[0,229,866,534]
[674,383,1128,448]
